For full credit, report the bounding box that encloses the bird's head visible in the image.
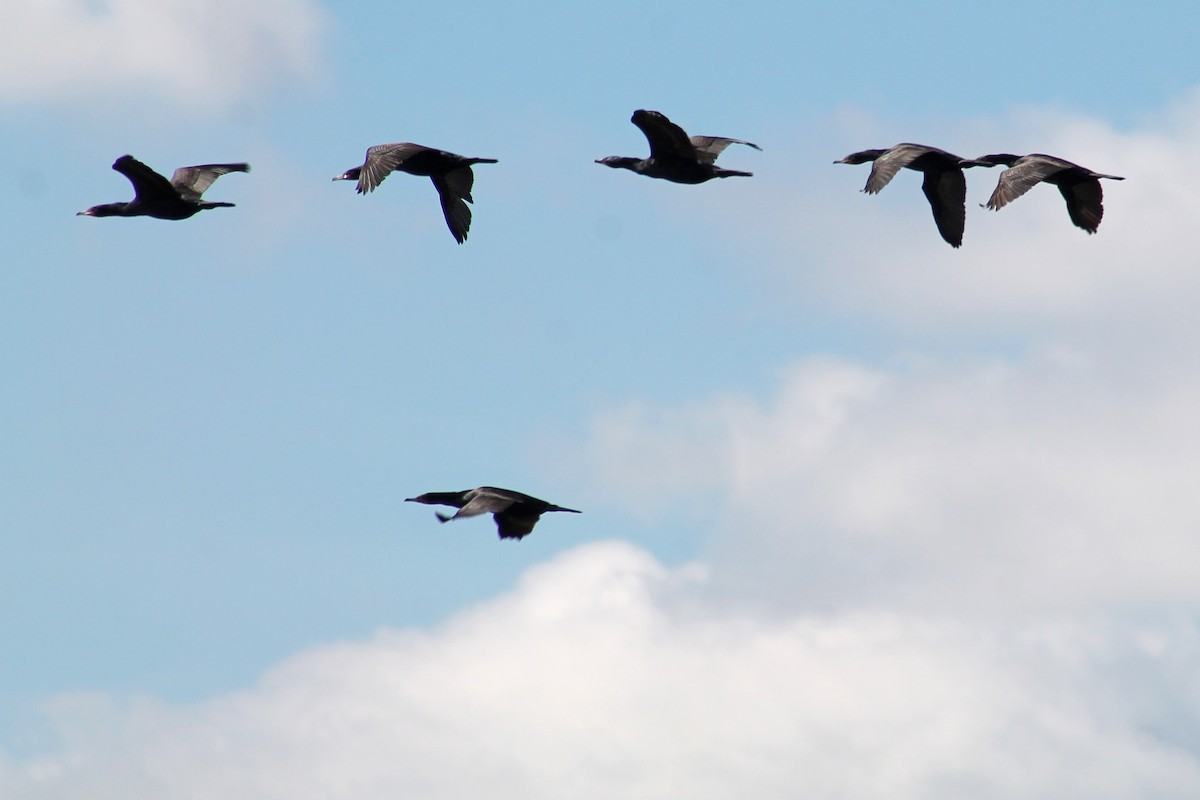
[959,154,1021,169]
[332,167,362,182]
[76,203,126,217]
[405,491,467,506]
[833,149,887,166]
[595,156,640,170]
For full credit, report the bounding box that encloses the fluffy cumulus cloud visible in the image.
[3,543,1200,800]
[0,0,326,108]
[584,350,1200,615]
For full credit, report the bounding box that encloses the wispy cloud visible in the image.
[0,0,327,109]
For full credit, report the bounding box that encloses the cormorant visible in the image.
[835,143,971,248]
[405,486,581,540]
[596,109,760,184]
[77,155,249,220]
[333,143,498,244]
[959,153,1124,233]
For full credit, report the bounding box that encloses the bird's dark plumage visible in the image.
[77,155,249,220]
[596,109,760,184]
[334,143,498,244]
[835,143,971,248]
[405,487,581,540]
[960,153,1124,233]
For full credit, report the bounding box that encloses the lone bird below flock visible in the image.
[835,143,970,248]
[77,155,249,220]
[960,153,1125,233]
[596,109,760,184]
[405,486,582,540]
[334,143,498,243]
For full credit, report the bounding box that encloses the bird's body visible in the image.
[835,143,970,248]
[78,155,249,220]
[596,109,760,184]
[405,486,581,540]
[334,143,498,243]
[961,153,1124,233]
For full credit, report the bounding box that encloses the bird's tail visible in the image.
[198,202,236,209]
[467,158,499,165]
[713,168,753,179]
[548,505,582,514]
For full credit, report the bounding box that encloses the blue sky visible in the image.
[4,1,1200,797]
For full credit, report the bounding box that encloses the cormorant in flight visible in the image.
[78,155,249,220]
[334,143,498,243]
[596,109,760,184]
[835,143,972,248]
[406,487,581,540]
[960,153,1124,233]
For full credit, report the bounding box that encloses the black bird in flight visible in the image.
[406,486,582,540]
[78,155,249,220]
[596,109,760,184]
[334,143,498,243]
[960,153,1124,234]
[835,143,972,248]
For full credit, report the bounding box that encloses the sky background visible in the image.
[3,1,1200,797]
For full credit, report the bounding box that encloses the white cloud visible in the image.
[3,543,1199,800]
[0,0,327,108]
[577,349,1200,616]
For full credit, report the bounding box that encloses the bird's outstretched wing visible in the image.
[113,155,178,203]
[494,509,540,540]
[432,167,476,243]
[1058,180,1104,233]
[356,143,430,194]
[921,168,967,248]
[631,110,696,160]
[861,144,935,194]
[984,156,1073,210]
[170,163,250,202]
[688,135,761,165]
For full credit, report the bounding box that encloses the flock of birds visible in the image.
[74,111,1126,539]
[77,109,1126,251]
[835,144,1125,247]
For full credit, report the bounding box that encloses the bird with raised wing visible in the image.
[596,109,760,184]
[77,155,249,220]
[334,143,498,243]
[405,487,581,540]
[835,143,972,248]
[960,153,1124,233]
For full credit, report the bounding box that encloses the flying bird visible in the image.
[960,153,1125,233]
[596,109,760,184]
[77,155,249,220]
[334,143,498,243]
[405,486,582,540]
[835,143,971,248]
